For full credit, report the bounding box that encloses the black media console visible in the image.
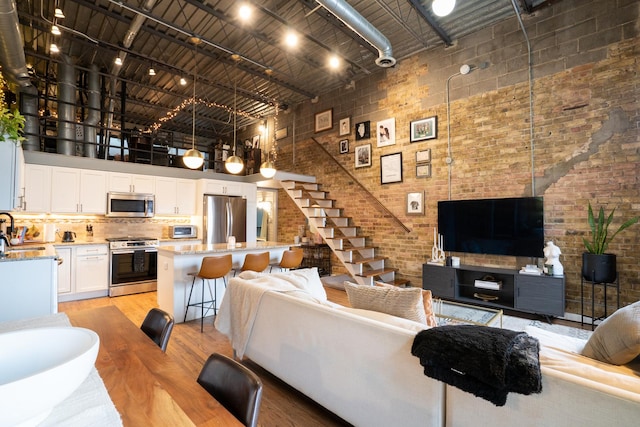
[422,263,565,317]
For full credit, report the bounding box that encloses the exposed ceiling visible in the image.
[14,0,557,139]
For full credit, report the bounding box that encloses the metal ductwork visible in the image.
[316,0,396,67]
[57,54,76,156]
[83,64,100,158]
[19,85,39,151]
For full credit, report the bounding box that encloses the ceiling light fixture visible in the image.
[225,56,244,174]
[238,4,252,21]
[432,0,456,17]
[285,31,298,48]
[260,102,279,179]
[50,43,60,54]
[183,42,204,170]
[54,8,65,19]
[179,77,187,86]
[51,25,61,36]
[328,55,340,69]
[114,56,123,66]
[148,67,156,76]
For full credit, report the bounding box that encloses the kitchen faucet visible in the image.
[0,212,14,236]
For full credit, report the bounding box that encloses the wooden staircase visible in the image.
[282,180,406,286]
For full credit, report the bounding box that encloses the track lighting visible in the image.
[51,25,61,36]
[50,43,60,54]
[114,56,123,66]
[54,8,65,19]
[148,67,156,76]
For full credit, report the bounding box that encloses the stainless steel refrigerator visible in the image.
[203,195,247,244]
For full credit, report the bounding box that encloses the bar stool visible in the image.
[185,254,232,332]
[233,252,270,276]
[269,249,304,272]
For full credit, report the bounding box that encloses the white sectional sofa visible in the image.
[215,268,640,427]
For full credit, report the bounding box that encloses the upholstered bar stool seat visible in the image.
[269,248,304,272]
[233,251,270,276]
[185,254,232,332]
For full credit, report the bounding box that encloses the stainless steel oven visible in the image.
[107,237,159,297]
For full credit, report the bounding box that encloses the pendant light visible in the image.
[184,40,204,169]
[225,56,244,174]
[260,71,278,179]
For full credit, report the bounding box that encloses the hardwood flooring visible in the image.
[58,287,352,427]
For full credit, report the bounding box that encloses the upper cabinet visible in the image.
[50,167,107,214]
[155,177,196,215]
[0,141,24,211]
[108,172,155,194]
[23,164,51,213]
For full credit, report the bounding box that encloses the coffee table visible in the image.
[434,299,503,327]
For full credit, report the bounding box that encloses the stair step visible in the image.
[348,256,387,265]
[327,235,366,241]
[357,268,398,278]
[335,246,378,252]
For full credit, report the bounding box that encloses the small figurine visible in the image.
[543,241,563,276]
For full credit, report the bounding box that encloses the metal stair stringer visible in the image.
[281,180,402,286]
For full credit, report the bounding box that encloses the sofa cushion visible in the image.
[336,306,427,333]
[374,282,437,327]
[344,281,427,324]
[581,301,640,365]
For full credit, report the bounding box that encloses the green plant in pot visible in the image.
[582,202,639,283]
[0,71,25,144]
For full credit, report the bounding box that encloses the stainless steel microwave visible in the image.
[106,192,155,218]
[170,225,197,239]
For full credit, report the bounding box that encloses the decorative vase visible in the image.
[582,253,617,283]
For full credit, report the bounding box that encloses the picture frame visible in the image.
[252,134,260,148]
[355,121,370,140]
[380,152,403,184]
[376,118,396,147]
[314,108,333,133]
[275,127,288,140]
[339,117,351,136]
[406,191,425,215]
[339,139,349,154]
[416,163,432,178]
[416,149,431,163]
[410,116,437,142]
[355,144,372,168]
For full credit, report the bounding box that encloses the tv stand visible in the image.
[422,263,565,317]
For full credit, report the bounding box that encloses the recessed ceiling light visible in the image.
[328,55,340,69]
[284,31,298,48]
[238,4,252,21]
[432,0,456,17]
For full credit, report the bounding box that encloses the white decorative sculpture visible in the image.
[543,241,563,276]
[430,228,446,264]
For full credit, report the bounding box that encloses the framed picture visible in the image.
[315,108,333,133]
[410,116,437,142]
[339,139,349,154]
[252,134,260,148]
[380,152,403,184]
[406,191,425,215]
[376,118,396,147]
[275,127,288,140]
[416,149,431,163]
[355,144,371,168]
[339,117,351,136]
[355,121,370,140]
[416,163,431,178]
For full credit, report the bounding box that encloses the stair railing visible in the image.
[310,137,410,233]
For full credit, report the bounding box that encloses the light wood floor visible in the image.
[59,287,352,427]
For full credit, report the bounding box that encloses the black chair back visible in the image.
[140,308,175,352]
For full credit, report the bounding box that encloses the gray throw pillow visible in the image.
[344,281,427,325]
[581,300,640,365]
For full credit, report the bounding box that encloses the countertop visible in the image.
[158,241,295,255]
[0,243,58,262]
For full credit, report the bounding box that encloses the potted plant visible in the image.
[0,71,25,144]
[582,202,639,283]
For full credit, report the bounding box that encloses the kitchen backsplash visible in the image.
[10,215,194,242]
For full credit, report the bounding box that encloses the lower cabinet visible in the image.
[299,244,332,276]
[422,263,565,317]
[57,244,109,302]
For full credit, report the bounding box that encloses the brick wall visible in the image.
[273,0,640,314]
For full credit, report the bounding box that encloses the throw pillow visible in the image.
[581,301,640,365]
[344,281,427,325]
[273,267,328,301]
[422,289,437,327]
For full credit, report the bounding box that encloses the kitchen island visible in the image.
[157,241,294,323]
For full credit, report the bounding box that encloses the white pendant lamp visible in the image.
[432,0,456,17]
[260,159,276,178]
[184,41,204,169]
[225,56,244,174]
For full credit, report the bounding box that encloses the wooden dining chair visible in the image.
[197,353,263,427]
[140,307,174,352]
[269,248,304,272]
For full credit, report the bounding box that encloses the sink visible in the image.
[0,327,99,426]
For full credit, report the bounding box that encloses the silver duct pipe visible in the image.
[0,0,30,87]
[57,55,76,156]
[83,64,100,158]
[316,0,396,67]
[19,85,39,151]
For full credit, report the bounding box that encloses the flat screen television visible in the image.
[437,197,544,258]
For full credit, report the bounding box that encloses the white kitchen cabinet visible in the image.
[202,179,244,196]
[155,177,196,215]
[57,244,109,302]
[0,257,58,322]
[0,140,24,211]
[23,164,51,213]
[108,172,155,194]
[50,167,107,214]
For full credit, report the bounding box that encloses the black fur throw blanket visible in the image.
[411,325,542,406]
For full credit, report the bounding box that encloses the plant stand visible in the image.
[580,272,620,331]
